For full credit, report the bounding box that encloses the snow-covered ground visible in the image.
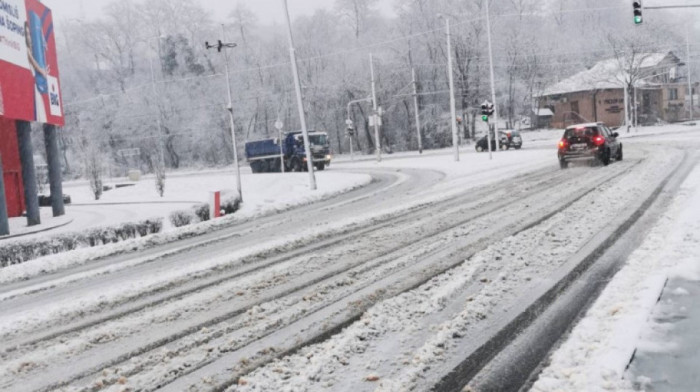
[1,125,699,392]
[531,144,700,392]
[3,169,371,239]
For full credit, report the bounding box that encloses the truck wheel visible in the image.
[292,159,303,172]
[250,162,260,174]
[260,160,270,173]
[317,162,325,171]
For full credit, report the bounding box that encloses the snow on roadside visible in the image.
[0,171,371,285]
[531,160,700,392]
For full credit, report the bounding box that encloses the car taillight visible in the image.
[593,136,605,146]
[558,139,568,149]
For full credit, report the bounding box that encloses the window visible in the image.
[669,88,679,100]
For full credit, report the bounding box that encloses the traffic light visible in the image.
[633,1,643,24]
[481,101,494,122]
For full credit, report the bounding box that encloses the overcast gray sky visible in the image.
[42,0,395,25]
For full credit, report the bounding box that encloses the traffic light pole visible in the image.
[485,0,498,160]
[644,5,700,8]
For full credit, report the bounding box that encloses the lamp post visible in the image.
[275,119,285,173]
[149,58,166,180]
[282,0,317,190]
[205,26,242,201]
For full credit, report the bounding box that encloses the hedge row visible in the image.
[0,218,163,268]
[169,197,241,228]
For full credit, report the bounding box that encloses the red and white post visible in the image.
[209,191,221,219]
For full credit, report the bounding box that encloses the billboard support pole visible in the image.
[43,124,64,217]
[0,154,9,236]
[16,121,40,226]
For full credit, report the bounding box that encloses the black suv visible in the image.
[558,123,622,169]
[475,130,523,152]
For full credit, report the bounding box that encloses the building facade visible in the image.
[538,53,694,129]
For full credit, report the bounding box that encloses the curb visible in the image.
[0,219,74,241]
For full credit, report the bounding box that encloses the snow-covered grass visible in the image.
[0,171,371,283]
[531,154,700,392]
[59,169,372,232]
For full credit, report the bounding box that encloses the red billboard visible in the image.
[0,0,63,126]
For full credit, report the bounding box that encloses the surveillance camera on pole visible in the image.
[205,27,242,201]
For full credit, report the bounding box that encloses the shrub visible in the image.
[170,210,194,228]
[0,218,164,268]
[193,204,210,222]
[221,196,241,215]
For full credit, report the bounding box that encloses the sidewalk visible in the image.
[629,277,700,391]
[2,208,73,240]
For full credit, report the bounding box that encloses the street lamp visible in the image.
[275,119,285,173]
[205,26,242,201]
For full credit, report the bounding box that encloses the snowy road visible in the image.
[0,135,697,392]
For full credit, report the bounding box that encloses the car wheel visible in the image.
[317,162,325,171]
[559,159,568,169]
[601,149,611,166]
[514,145,522,150]
[616,145,623,161]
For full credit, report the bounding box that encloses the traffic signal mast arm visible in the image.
[633,1,700,25]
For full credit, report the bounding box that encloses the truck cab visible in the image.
[245,131,332,174]
[288,131,332,171]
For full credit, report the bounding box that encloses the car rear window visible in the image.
[564,127,599,138]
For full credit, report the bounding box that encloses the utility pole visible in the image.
[624,82,631,133]
[149,59,167,178]
[412,68,423,154]
[688,29,694,120]
[282,0,317,189]
[485,0,498,159]
[275,119,285,173]
[439,15,459,161]
[369,53,382,162]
